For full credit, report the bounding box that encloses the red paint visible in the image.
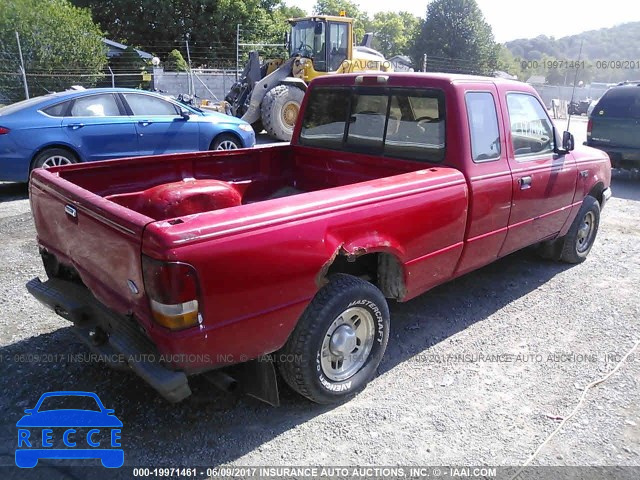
[29,73,611,373]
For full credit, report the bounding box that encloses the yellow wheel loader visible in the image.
[224,14,392,141]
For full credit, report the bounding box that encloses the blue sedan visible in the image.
[0,88,256,182]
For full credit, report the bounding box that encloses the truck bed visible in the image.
[30,144,466,369]
[45,144,427,219]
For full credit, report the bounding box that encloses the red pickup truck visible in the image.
[27,73,611,405]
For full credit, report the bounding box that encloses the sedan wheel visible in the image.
[33,148,78,171]
[211,134,241,151]
[41,155,74,168]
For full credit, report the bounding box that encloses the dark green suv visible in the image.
[587,82,640,169]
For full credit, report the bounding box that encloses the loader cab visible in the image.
[288,16,352,74]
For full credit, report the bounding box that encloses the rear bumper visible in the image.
[26,277,192,403]
[585,142,640,162]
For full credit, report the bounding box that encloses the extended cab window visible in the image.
[300,86,446,163]
[506,93,554,157]
[466,92,501,162]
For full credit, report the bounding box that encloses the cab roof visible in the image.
[289,15,353,24]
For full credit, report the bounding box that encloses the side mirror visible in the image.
[179,108,191,119]
[562,131,575,151]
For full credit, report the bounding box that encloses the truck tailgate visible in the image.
[30,168,153,320]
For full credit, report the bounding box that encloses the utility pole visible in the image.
[422,54,427,73]
[236,24,241,81]
[15,31,29,99]
[185,34,193,96]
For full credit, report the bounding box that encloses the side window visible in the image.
[466,92,501,162]
[507,93,554,157]
[299,87,350,149]
[70,94,120,117]
[43,101,70,117]
[123,94,179,116]
[328,23,348,71]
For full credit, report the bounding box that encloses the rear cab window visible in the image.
[299,86,446,163]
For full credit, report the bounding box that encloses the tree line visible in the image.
[2,0,637,104]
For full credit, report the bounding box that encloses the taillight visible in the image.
[142,256,201,330]
[0,127,9,135]
[587,119,592,138]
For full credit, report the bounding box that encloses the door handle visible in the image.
[518,176,532,189]
[68,123,84,130]
[138,120,152,127]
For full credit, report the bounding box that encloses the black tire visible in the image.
[278,274,390,404]
[210,133,241,150]
[32,148,78,170]
[261,85,305,142]
[560,195,601,264]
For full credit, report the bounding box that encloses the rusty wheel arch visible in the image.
[316,246,407,301]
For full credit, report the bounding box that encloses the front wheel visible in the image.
[211,133,241,150]
[560,195,601,263]
[278,274,390,404]
[261,85,305,142]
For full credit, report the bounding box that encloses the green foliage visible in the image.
[496,45,523,79]
[369,12,422,58]
[313,0,369,43]
[165,49,189,72]
[0,0,106,103]
[108,46,149,89]
[506,22,640,84]
[410,0,498,75]
[72,0,291,68]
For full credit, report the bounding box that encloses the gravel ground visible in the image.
[0,163,638,479]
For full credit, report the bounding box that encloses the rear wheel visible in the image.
[261,85,305,141]
[33,148,78,170]
[278,274,390,404]
[560,196,600,263]
[211,134,241,150]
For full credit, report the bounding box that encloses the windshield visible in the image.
[290,20,325,64]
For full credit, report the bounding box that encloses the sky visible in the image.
[283,0,637,43]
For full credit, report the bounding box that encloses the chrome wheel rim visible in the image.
[576,211,595,253]
[42,155,72,168]
[320,306,375,382]
[216,140,238,150]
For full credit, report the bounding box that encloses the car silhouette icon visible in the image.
[15,391,123,468]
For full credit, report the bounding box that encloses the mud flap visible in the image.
[229,357,280,407]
